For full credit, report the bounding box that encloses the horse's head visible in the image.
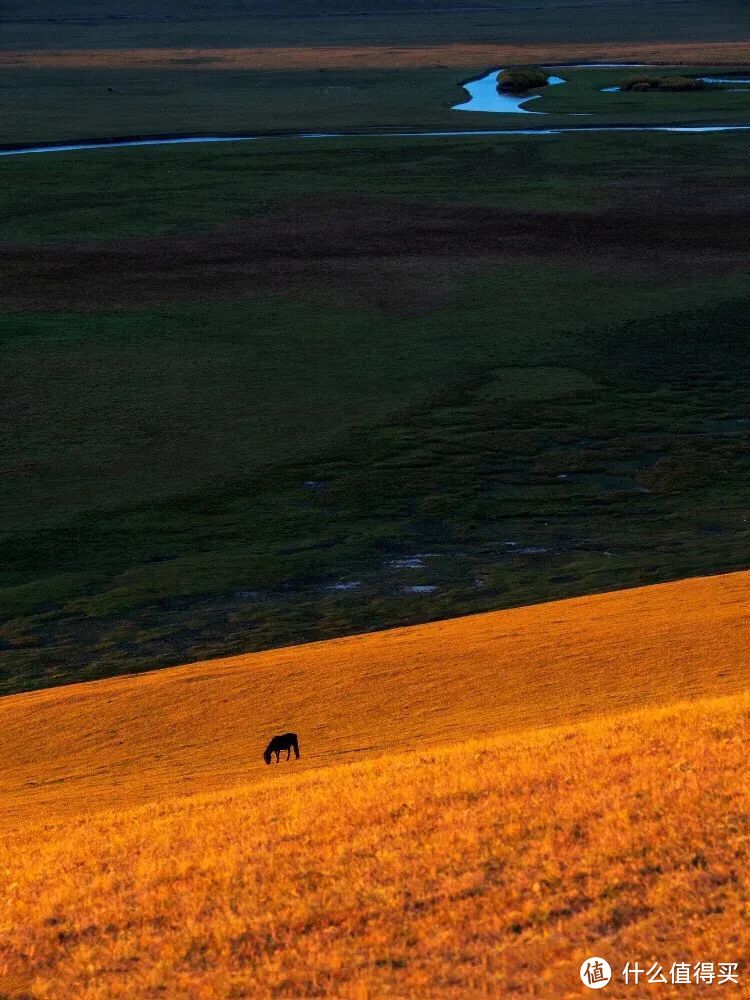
[263,748,272,765]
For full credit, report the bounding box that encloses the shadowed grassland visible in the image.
[5,130,750,241]
[3,0,749,144]
[519,64,750,124]
[4,63,750,145]
[1,133,750,692]
[3,0,749,51]
[2,0,750,144]
[2,688,749,997]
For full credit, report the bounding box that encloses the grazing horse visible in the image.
[263,732,300,764]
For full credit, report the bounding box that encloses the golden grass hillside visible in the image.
[1,693,749,998]
[1,570,749,832]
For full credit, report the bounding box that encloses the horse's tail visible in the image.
[293,734,300,758]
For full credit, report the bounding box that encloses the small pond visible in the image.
[452,69,566,114]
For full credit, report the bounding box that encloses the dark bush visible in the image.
[497,68,549,95]
[661,76,708,91]
[620,74,708,92]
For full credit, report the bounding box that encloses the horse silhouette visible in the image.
[263,732,300,764]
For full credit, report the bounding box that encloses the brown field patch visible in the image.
[2,190,749,313]
[3,40,750,71]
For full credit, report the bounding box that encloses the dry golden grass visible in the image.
[1,693,749,998]
[3,41,750,71]
[1,572,749,997]
[1,571,748,833]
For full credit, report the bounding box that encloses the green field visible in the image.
[1,0,749,694]
[3,0,748,50]
[1,129,750,694]
[5,65,750,146]
[3,0,750,147]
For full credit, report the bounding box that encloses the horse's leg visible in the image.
[275,750,280,763]
[287,748,291,760]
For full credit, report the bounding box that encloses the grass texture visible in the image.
[1,572,747,995]
[1,569,748,831]
[1,692,749,995]
[4,61,750,145]
[2,131,750,692]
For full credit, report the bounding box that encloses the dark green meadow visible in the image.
[3,0,747,50]
[5,129,750,242]
[1,131,749,693]
[3,0,750,147]
[4,65,750,146]
[2,66,467,146]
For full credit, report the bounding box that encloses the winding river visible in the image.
[2,122,750,158]
[2,64,750,157]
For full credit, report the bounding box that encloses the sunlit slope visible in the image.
[0,570,748,830]
[2,694,749,999]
